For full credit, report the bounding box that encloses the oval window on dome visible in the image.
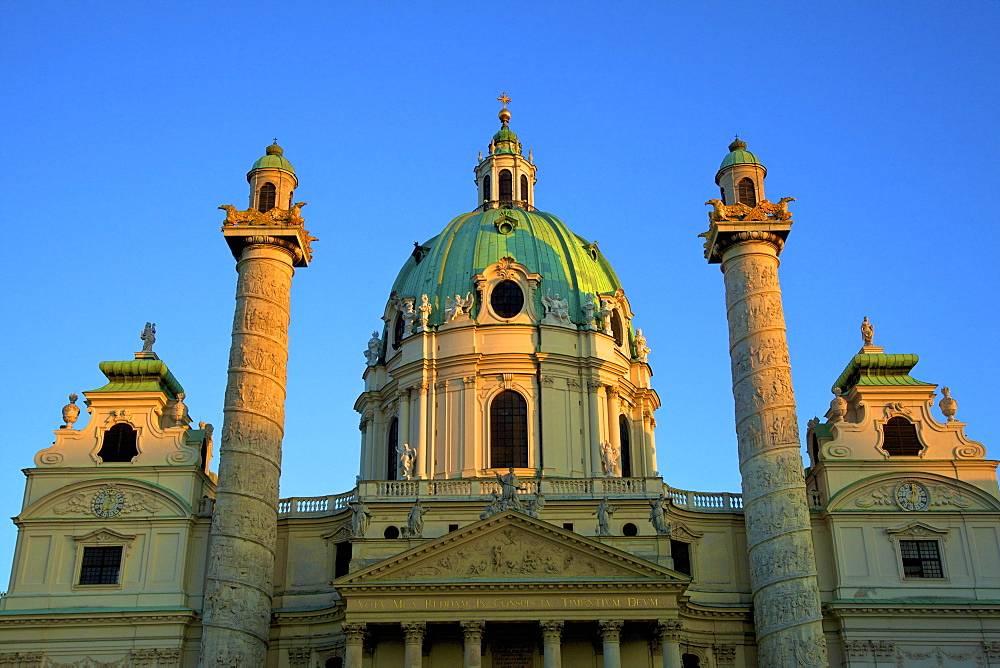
[610,309,624,347]
[491,280,524,318]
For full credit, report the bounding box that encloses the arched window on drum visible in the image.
[490,390,528,468]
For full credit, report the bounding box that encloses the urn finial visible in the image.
[61,393,80,429]
[830,387,848,423]
[939,386,958,422]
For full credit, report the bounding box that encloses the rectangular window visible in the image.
[900,540,943,578]
[334,541,353,579]
[78,545,123,585]
[671,539,692,576]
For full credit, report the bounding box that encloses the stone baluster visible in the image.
[540,620,564,668]
[343,622,366,668]
[704,216,827,666]
[599,620,624,668]
[461,620,485,667]
[658,619,682,668]
[403,621,426,668]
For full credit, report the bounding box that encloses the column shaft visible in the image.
[587,382,602,476]
[403,621,425,668]
[343,623,366,668]
[415,384,429,479]
[606,386,621,473]
[398,388,411,476]
[461,620,484,668]
[599,620,623,668]
[200,244,295,664]
[719,239,826,665]
[540,620,563,668]
[658,620,682,668]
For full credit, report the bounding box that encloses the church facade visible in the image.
[1,102,998,667]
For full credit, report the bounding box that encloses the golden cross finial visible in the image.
[497,92,512,109]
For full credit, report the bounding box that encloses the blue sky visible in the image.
[1,2,997,582]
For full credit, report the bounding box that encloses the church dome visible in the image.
[248,142,296,178]
[390,208,622,327]
[717,138,764,172]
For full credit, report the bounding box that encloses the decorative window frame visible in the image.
[886,521,949,581]
[668,523,702,578]
[875,407,927,458]
[72,528,136,590]
[92,410,142,464]
[598,289,635,355]
[479,378,538,473]
[473,256,541,325]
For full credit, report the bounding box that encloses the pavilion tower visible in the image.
[702,141,828,666]
[200,144,314,664]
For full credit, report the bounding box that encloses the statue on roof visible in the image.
[595,497,617,536]
[418,294,432,332]
[364,331,381,367]
[403,499,427,538]
[861,316,874,346]
[495,467,524,511]
[140,322,156,352]
[541,292,571,325]
[398,443,416,480]
[350,499,372,537]
[445,292,475,322]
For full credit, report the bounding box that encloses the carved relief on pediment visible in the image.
[840,477,998,512]
[26,481,186,520]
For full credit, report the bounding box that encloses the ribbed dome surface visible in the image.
[250,154,296,174]
[718,148,762,171]
[390,209,622,327]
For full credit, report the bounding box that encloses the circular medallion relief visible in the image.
[895,481,929,511]
[93,487,126,518]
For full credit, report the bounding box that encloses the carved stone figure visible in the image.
[648,494,670,535]
[289,202,307,226]
[705,198,752,222]
[170,392,187,427]
[364,331,381,367]
[495,467,524,511]
[757,197,795,220]
[541,291,571,324]
[595,497,617,536]
[939,386,958,422]
[140,322,156,352]
[598,298,614,333]
[400,300,416,336]
[634,328,650,362]
[403,499,428,538]
[829,388,847,423]
[582,292,598,330]
[417,294,432,331]
[600,442,622,477]
[526,492,545,518]
[350,500,372,537]
[61,393,80,429]
[480,491,503,520]
[398,443,416,480]
[444,291,475,321]
[861,316,875,346]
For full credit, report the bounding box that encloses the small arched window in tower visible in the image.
[482,174,492,204]
[619,414,632,477]
[98,423,138,463]
[490,280,524,318]
[610,310,624,347]
[737,178,756,206]
[490,390,528,469]
[883,416,922,456]
[520,174,529,203]
[499,169,513,206]
[387,417,399,479]
[258,182,277,212]
[392,314,405,350]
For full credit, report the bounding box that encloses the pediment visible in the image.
[829,473,1000,512]
[339,511,686,585]
[21,479,190,520]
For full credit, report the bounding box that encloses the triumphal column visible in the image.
[702,139,828,666]
[200,143,314,665]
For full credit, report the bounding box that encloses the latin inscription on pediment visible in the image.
[386,526,637,580]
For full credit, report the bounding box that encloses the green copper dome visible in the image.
[391,209,622,327]
[249,142,296,176]
[491,125,522,155]
[718,138,764,172]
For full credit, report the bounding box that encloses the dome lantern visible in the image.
[715,135,767,207]
[474,93,538,212]
[247,139,299,212]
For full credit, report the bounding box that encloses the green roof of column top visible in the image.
[831,353,931,394]
[390,209,623,328]
[90,360,184,398]
[249,142,296,176]
[492,126,521,155]
[718,138,764,171]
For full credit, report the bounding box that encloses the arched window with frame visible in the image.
[499,169,513,205]
[482,174,492,204]
[490,390,528,469]
[619,414,632,477]
[610,310,624,347]
[98,423,138,463]
[737,178,756,206]
[520,174,529,202]
[883,416,922,456]
[258,182,277,212]
[387,417,399,479]
[392,314,405,350]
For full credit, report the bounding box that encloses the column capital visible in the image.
[605,384,618,397]
[599,619,624,642]
[402,621,426,643]
[702,219,792,264]
[461,620,485,642]
[540,620,564,642]
[657,619,683,641]
[343,622,367,643]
